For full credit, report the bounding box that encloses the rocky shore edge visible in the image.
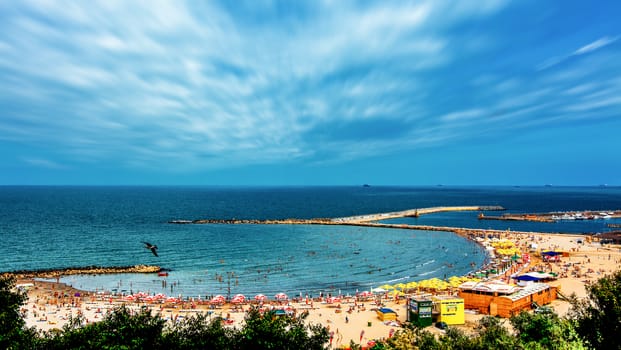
[1,264,162,279]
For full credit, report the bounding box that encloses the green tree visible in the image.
[45,305,166,349]
[569,270,621,349]
[0,276,39,350]
[162,313,234,349]
[472,316,518,350]
[235,307,329,350]
[510,310,585,350]
[439,327,478,350]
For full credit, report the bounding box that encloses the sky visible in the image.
[0,1,620,186]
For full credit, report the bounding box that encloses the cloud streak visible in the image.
[538,36,619,70]
[0,0,620,183]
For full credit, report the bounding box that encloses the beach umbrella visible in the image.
[379,284,394,290]
[232,294,246,303]
[255,294,267,301]
[406,281,418,289]
[389,290,404,297]
[393,283,407,290]
[274,292,288,301]
[326,296,341,304]
[210,295,225,304]
[358,291,373,298]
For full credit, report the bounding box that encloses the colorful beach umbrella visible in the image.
[406,281,418,289]
[254,294,267,301]
[274,292,288,301]
[326,296,341,304]
[358,291,373,298]
[210,295,226,304]
[231,294,246,303]
[393,283,407,290]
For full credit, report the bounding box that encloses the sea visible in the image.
[1,185,620,299]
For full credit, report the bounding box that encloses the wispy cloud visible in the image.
[538,36,619,70]
[0,0,619,180]
[21,157,66,169]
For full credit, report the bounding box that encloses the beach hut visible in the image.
[376,307,398,321]
[432,296,465,325]
[513,272,556,285]
[458,281,557,317]
[407,297,433,328]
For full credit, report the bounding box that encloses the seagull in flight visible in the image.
[142,242,159,257]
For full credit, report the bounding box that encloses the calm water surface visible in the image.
[1,186,619,297]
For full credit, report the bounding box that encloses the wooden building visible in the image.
[458,281,556,318]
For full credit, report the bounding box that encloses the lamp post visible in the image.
[226,271,236,301]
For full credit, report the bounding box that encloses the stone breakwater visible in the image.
[169,206,506,225]
[1,264,161,279]
[172,218,335,225]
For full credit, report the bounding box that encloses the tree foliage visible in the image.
[510,310,585,350]
[6,270,621,349]
[569,269,621,349]
[0,276,39,350]
[41,305,166,349]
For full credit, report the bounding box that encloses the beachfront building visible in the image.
[432,296,465,325]
[458,280,557,318]
[406,296,433,327]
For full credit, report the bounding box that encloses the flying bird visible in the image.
[142,242,159,257]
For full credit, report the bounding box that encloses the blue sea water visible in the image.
[1,186,620,298]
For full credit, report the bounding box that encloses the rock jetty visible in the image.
[2,264,161,279]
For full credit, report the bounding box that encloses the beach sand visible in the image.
[16,231,621,348]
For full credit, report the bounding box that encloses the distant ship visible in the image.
[362,184,371,187]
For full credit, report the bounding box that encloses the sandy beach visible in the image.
[14,230,621,348]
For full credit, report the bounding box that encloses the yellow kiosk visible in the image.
[376,308,398,321]
[433,296,465,325]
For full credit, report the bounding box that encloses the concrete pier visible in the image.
[330,205,504,223]
[169,206,504,225]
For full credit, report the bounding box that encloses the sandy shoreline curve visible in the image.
[9,225,621,347]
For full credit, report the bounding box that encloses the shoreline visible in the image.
[9,211,621,346]
[15,229,621,346]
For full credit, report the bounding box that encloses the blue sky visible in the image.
[1,1,620,186]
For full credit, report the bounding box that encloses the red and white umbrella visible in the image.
[254,294,267,301]
[358,291,373,298]
[326,296,341,304]
[165,297,179,303]
[210,295,226,304]
[231,294,246,303]
[274,293,288,301]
